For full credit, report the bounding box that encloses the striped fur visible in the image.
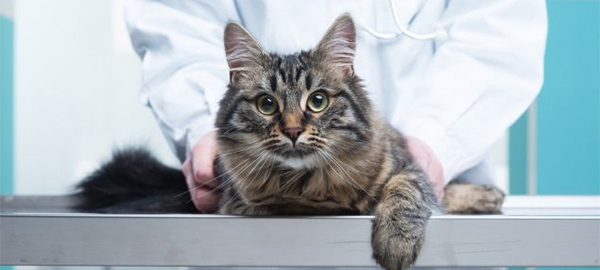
[217,14,503,270]
[75,14,504,270]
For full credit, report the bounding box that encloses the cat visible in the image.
[75,14,505,270]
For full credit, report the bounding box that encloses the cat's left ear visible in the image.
[224,21,269,83]
[314,14,356,76]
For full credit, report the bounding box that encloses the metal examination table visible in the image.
[1,195,599,268]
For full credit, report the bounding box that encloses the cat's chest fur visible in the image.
[217,150,388,216]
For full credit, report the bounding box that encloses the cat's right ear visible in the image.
[314,14,356,76]
[224,22,268,84]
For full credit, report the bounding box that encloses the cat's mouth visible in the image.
[275,147,319,169]
[279,147,313,158]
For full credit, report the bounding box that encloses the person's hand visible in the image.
[405,136,444,200]
[181,130,221,213]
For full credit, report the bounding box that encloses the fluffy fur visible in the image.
[75,148,197,213]
[74,14,505,270]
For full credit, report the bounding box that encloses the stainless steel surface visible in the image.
[1,195,599,267]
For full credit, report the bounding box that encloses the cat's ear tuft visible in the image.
[224,21,268,83]
[314,14,356,75]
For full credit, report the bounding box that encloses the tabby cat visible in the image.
[75,14,505,270]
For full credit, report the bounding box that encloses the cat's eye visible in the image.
[307,92,329,112]
[257,95,278,115]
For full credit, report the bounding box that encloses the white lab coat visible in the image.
[124,0,547,184]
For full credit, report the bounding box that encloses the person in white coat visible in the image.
[124,0,547,213]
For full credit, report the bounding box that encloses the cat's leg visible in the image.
[443,180,505,214]
[371,172,438,270]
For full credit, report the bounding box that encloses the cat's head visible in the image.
[216,14,374,170]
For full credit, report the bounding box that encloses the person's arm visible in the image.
[125,1,241,212]
[124,0,239,161]
[395,0,547,183]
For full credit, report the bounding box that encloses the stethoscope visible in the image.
[362,0,447,41]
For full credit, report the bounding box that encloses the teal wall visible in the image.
[509,1,599,269]
[0,13,13,270]
[509,113,529,195]
[0,13,14,270]
[0,16,14,196]
[510,1,600,195]
[537,0,600,195]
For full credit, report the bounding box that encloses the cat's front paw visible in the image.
[371,215,426,270]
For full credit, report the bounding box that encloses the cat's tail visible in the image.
[73,147,198,213]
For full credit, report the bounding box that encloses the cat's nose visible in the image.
[284,127,304,144]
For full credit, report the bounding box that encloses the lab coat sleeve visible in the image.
[397,0,547,182]
[124,0,239,161]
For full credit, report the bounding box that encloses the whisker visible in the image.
[183,155,264,205]
[318,148,379,204]
[174,150,264,198]
[218,141,263,157]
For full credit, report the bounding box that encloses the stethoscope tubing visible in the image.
[363,0,438,40]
